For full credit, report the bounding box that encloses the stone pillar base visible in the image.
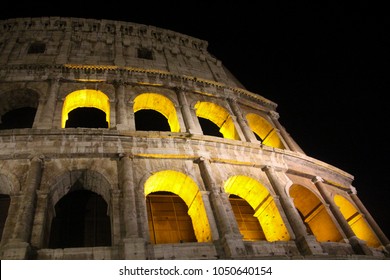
[348,236,373,256]
[121,237,147,259]
[220,234,247,259]
[0,240,31,260]
[116,124,130,130]
[296,235,326,256]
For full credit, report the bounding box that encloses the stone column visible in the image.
[36,78,59,129]
[199,191,220,241]
[110,189,122,246]
[175,87,201,134]
[30,190,49,249]
[227,98,258,143]
[197,157,246,258]
[114,80,129,130]
[127,100,136,131]
[349,186,390,252]
[262,166,325,255]
[2,156,43,259]
[269,111,305,153]
[312,177,373,255]
[118,153,146,259]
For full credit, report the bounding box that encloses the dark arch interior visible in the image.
[65,107,108,128]
[0,107,37,130]
[135,109,170,131]
[48,189,111,248]
[198,117,223,138]
[0,194,10,241]
[253,131,263,141]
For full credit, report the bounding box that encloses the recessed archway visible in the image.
[48,189,111,248]
[61,89,110,128]
[289,184,343,242]
[246,113,284,149]
[195,101,240,140]
[146,191,197,244]
[334,195,380,247]
[0,89,39,130]
[134,93,180,132]
[144,170,212,243]
[224,175,290,241]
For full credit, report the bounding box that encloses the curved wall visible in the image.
[0,17,388,260]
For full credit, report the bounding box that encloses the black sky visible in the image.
[2,1,389,239]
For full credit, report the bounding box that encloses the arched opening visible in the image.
[135,109,170,131]
[48,189,111,248]
[246,113,285,149]
[134,93,180,132]
[0,89,39,130]
[144,170,212,243]
[289,185,343,242]
[62,89,110,128]
[147,191,197,244]
[0,194,10,241]
[197,117,224,138]
[229,194,265,241]
[65,107,108,128]
[195,101,240,140]
[0,107,37,130]
[334,195,380,247]
[224,175,290,241]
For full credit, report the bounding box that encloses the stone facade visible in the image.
[0,17,388,260]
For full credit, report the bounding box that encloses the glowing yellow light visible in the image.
[195,101,240,140]
[224,175,290,241]
[246,113,285,149]
[134,93,180,132]
[290,185,343,242]
[144,170,212,242]
[334,195,381,247]
[62,89,110,128]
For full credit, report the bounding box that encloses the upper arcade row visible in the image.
[0,17,243,88]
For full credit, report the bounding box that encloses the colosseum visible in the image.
[0,17,388,260]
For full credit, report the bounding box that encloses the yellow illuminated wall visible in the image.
[246,113,285,149]
[134,93,180,132]
[334,195,380,247]
[195,101,240,140]
[62,89,110,128]
[224,175,290,241]
[289,185,343,242]
[144,170,212,242]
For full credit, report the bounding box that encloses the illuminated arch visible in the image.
[61,89,110,128]
[246,113,285,149]
[195,101,240,140]
[144,170,212,242]
[334,195,380,247]
[224,175,290,241]
[134,93,180,132]
[289,185,343,242]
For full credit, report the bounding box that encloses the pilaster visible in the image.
[196,157,246,258]
[262,166,325,256]
[312,176,373,255]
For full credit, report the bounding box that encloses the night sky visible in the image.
[2,1,389,239]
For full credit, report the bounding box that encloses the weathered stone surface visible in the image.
[0,17,388,260]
